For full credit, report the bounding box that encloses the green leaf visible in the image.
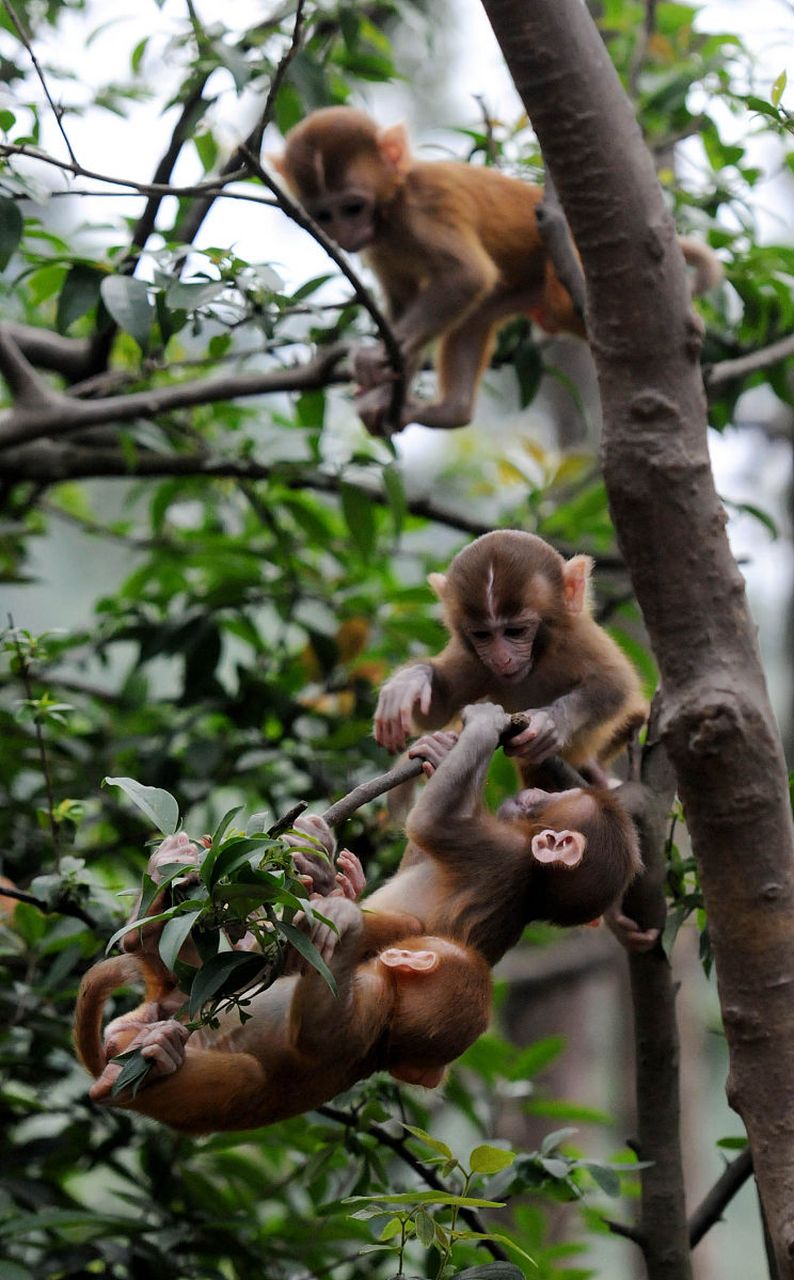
[211,805,243,848]
[158,910,201,971]
[100,275,155,352]
[414,1209,435,1247]
[377,1217,402,1242]
[187,950,268,1018]
[0,196,22,269]
[584,1162,622,1197]
[382,462,406,538]
[469,1144,517,1175]
[340,482,376,561]
[344,1191,504,1209]
[56,263,103,332]
[110,1046,153,1097]
[103,776,179,834]
[402,1124,453,1159]
[278,921,337,994]
[772,69,787,107]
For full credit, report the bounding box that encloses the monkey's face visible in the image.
[464,614,540,681]
[302,189,377,252]
[498,786,584,822]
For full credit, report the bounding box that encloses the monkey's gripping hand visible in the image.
[91,1019,190,1103]
[352,341,393,390]
[374,664,435,753]
[603,904,661,954]
[123,831,202,961]
[285,813,338,896]
[503,708,564,764]
[408,730,459,778]
[460,701,512,741]
[308,896,363,966]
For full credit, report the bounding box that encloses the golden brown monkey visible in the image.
[374,530,648,787]
[356,704,642,966]
[74,828,491,1133]
[272,106,722,434]
[75,909,492,1133]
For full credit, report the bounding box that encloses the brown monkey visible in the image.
[76,909,491,1133]
[75,832,491,1133]
[374,530,647,786]
[360,703,642,965]
[272,106,722,434]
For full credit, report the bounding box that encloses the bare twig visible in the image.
[243,145,407,432]
[0,330,349,448]
[0,883,96,928]
[688,1146,754,1248]
[704,333,794,392]
[3,0,78,166]
[257,0,306,150]
[628,0,658,98]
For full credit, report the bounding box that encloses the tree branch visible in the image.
[704,333,794,392]
[3,0,78,166]
[688,1146,753,1248]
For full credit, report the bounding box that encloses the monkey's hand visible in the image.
[603,904,661,954]
[124,831,202,960]
[352,341,393,390]
[408,730,459,778]
[460,701,512,740]
[335,849,366,901]
[504,708,564,763]
[308,896,362,966]
[285,813,337,896]
[374,664,435,753]
[91,1019,190,1102]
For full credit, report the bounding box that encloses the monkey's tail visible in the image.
[74,954,143,1077]
[679,237,723,295]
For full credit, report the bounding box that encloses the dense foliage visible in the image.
[0,0,792,1276]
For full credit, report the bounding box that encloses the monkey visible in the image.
[76,909,491,1133]
[373,530,648,789]
[271,106,723,434]
[74,829,491,1133]
[355,703,643,967]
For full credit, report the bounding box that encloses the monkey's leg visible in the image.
[405,311,498,430]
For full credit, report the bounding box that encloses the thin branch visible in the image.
[688,1146,754,1248]
[8,613,61,864]
[704,333,794,392]
[317,1105,508,1261]
[0,331,349,448]
[605,1216,645,1245]
[3,0,78,166]
[242,145,407,432]
[0,883,97,928]
[628,0,658,98]
[256,0,306,152]
[0,141,258,202]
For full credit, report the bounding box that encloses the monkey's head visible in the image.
[374,936,491,1087]
[428,531,593,684]
[501,786,641,927]
[272,107,411,253]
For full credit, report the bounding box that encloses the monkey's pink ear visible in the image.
[531,828,586,868]
[390,1062,446,1087]
[562,555,594,615]
[380,946,439,973]
[377,123,411,173]
[427,572,448,600]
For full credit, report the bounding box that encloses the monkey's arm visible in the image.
[406,703,518,851]
[374,644,483,753]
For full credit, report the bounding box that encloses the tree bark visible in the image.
[479,0,794,1273]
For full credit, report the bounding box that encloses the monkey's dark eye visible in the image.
[314,209,333,224]
[504,627,528,639]
[470,630,492,641]
[342,200,366,217]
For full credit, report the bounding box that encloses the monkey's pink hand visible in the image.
[285,813,337,896]
[374,664,434,753]
[504,708,564,763]
[308,896,362,966]
[124,832,202,959]
[147,831,202,882]
[603,905,660,954]
[460,702,511,739]
[335,849,366,901]
[408,730,459,778]
[91,1019,190,1102]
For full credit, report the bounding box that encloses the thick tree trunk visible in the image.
[479,0,794,1273]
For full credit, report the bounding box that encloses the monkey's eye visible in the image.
[341,199,366,217]
[504,627,528,639]
[314,209,333,224]
[469,630,492,642]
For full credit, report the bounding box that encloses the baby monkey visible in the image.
[272,106,722,434]
[75,823,491,1133]
[375,530,647,787]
